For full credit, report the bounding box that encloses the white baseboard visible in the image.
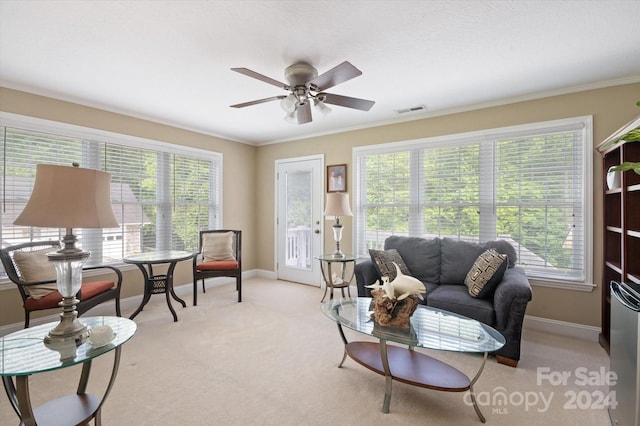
[251,269,277,280]
[523,314,600,342]
[1,274,601,343]
[0,273,247,336]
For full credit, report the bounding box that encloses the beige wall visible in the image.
[1,83,639,328]
[0,87,256,326]
[256,82,640,327]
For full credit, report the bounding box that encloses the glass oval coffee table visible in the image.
[321,297,505,422]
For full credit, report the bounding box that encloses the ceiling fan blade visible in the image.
[231,68,289,90]
[230,95,285,108]
[297,101,312,124]
[309,61,362,91]
[321,93,375,111]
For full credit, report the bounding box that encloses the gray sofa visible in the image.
[355,236,532,367]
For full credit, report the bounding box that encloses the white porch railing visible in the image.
[286,226,311,268]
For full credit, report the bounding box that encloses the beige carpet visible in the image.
[1,278,611,426]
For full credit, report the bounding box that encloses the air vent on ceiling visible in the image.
[395,105,427,114]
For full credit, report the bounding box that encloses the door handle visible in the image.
[314,229,320,234]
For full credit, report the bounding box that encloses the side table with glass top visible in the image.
[124,250,196,322]
[316,255,358,302]
[1,316,137,426]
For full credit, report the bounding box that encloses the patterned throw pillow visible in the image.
[369,249,411,281]
[202,232,236,261]
[13,248,58,299]
[464,249,508,298]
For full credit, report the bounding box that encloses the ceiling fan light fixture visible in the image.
[280,94,297,113]
[314,98,332,117]
[231,61,375,125]
[284,110,297,124]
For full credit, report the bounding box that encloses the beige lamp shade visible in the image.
[14,164,119,229]
[324,192,353,217]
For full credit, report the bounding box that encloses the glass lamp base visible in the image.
[331,250,346,259]
[44,300,88,345]
[332,221,345,259]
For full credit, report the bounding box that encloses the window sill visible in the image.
[528,276,595,292]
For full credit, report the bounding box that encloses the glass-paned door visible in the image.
[276,156,324,285]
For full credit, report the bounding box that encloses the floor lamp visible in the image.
[324,192,353,258]
[14,163,119,345]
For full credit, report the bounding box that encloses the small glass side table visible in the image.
[316,255,358,302]
[1,316,137,426]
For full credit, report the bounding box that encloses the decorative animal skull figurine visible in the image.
[389,263,425,300]
[366,262,425,301]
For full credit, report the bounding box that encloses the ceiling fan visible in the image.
[230,61,375,125]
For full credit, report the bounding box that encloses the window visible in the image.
[0,113,222,276]
[354,116,592,287]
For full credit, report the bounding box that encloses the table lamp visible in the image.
[14,163,119,345]
[324,192,353,258]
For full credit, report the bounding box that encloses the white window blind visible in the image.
[355,116,592,284]
[1,115,222,276]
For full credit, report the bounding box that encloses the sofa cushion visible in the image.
[440,238,517,285]
[440,239,484,285]
[369,249,410,281]
[384,236,440,284]
[465,249,508,298]
[484,240,518,267]
[427,285,495,325]
[421,281,439,298]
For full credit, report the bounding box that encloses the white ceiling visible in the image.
[1,1,639,146]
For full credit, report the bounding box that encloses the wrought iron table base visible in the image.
[129,262,187,322]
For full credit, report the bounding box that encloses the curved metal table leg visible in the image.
[4,376,35,425]
[3,376,20,419]
[327,262,335,301]
[466,351,489,423]
[320,260,333,303]
[320,286,329,303]
[164,261,186,321]
[337,323,349,367]
[77,359,92,393]
[15,376,35,426]
[94,346,123,420]
[379,339,393,414]
[319,260,331,302]
[167,261,187,307]
[129,264,152,320]
[164,287,178,322]
[341,262,354,298]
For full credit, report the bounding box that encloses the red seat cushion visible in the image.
[196,260,239,271]
[24,281,115,311]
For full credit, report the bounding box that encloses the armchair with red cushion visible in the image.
[0,241,123,328]
[192,230,242,305]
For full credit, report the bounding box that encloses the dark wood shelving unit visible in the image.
[596,115,640,354]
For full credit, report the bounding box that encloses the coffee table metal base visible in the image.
[339,340,488,422]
